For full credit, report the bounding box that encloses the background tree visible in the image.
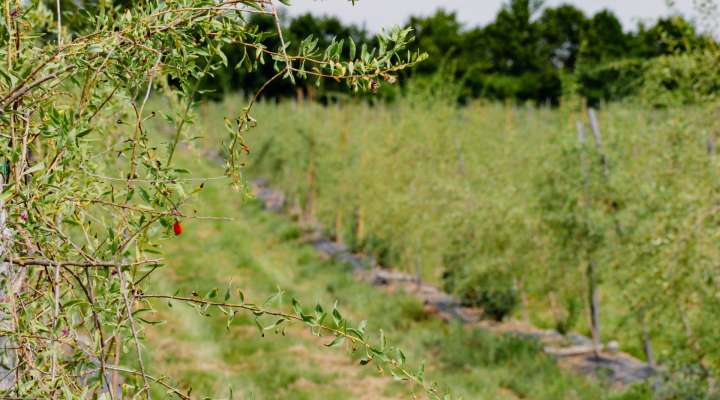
[406,10,463,76]
[538,5,587,71]
[577,10,630,64]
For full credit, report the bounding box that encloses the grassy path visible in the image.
[140,151,643,399]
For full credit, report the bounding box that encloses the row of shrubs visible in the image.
[190,81,720,391]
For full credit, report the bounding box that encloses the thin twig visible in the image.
[11,258,162,268]
[128,55,162,187]
[166,62,211,167]
[50,262,61,382]
[141,294,443,399]
[117,265,151,397]
[0,66,76,110]
[270,1,291,68]
[102,365,190,400]
[67,197,234,221]
[83,172,229,183]
[229,68,286,167]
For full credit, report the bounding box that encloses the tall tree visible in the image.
[633,16,705,57]
[406,10,464,75]
[538,5,587,71]
[578,10,629,64]
[482,0,544,75]
[287,14,368,51]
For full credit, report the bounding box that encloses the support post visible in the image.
[577,119,601,358]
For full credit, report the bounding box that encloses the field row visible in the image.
[198,97,720,391]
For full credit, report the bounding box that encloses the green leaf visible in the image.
[254,318,265,337]
[237,289,245,304]
[332,306,343,326]
[349,37,357,60]
[263,318,285,331]
[292,298,303,316]
[226,312,236,331]
[324,335,345,348]
[23,162,45,176]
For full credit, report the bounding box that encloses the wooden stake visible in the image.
[588,108,609,178]
[708,134,717,156]
[549,291,561,328]
[587,261,601,358]
[356,207,365,243]
[305,160,315,224]
[335,210,343,244]
[577,119,601,358]
[642,318,655,367]
[454,137,465,176]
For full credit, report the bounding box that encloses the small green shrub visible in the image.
[555,297,581,335]
[608,382,653,400]
[575,58,646,105]
[435,323,542,368]
[456,272,519,321]
[640,50,720,107]
[398,296,430,323]
[359,234,397,267]
[279,225,302,242]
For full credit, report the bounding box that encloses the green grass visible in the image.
[138,147,647,399]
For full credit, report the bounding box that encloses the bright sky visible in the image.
[279,0,702,32]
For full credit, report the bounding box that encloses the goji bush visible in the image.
[0,1,434,398]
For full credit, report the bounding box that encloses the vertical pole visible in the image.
[707,134,717,156]
[414,252,422,289]
[577,121,586,145]
[587,261,601,358]
[305,160,315,225]
[0,174,15,391]
[0,174,24,391]
[588,108,609,178]
[577,119,601,358]
[304,131,316,226]
[335,210,343,244]
[642,316,655,367]
[549,292,561,330]
[356,207,365,244]
[454,137,465,176]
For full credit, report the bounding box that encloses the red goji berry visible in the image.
[173,220,183,236]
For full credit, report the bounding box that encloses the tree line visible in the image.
[222,0,714,104]
[412,1,714,103]
[50,0,716,104]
